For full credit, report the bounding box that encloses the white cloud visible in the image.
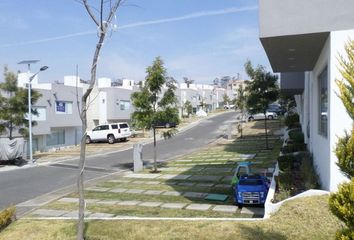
[0,6,258,48]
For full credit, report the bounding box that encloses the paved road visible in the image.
[0,111,237,210]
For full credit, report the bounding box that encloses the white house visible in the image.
[259,0,354,191]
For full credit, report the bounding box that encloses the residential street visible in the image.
[0,111,238,211]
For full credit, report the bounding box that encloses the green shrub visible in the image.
[329,179,354,237]
[289,129,304,144]
[285,113,300,128]
[281,143,307,154]
[0,206,16,231]
[335,128,354,179]
[299,153,320,189]
[335,228,354,240]
[278,155,296,171]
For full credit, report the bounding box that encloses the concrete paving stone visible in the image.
[86,187,110,192]
[85,199,100,203]
[108,179,131,183]
[109,187,128,193]
[126,189,145,194]
[214,184,231,189]
[239,154,256,158]
[175,160,193,162]
[139,201,163,207]
[222,176,234,182]
[62,211,92,218]
[212,205,237,213]
[58,197,78,203]
[204,167,233,173]
[158,174,191,180]
[143,190,164,195]
[89,212,115,218]
[195,183,215,188]
[186,204,212,211]
[141,180,161,185]
[162,191,184,196]
[124,173,161,179]
[32,209,68,217]
[97,200,119,205]
[241,207,265,216]
[178,182,195,187]
[161,203,187,209]
[188,175,223,182]
[117,200,141,206]
[165,181,181,186]
[183,192,208,199]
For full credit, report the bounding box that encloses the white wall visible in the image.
[307,29,353,191]
[99,91,107,125]
[328,30,354,190]
[310,36,332,190]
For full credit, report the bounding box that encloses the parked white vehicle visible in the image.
[248,111,277,121]
[86,122,132,144]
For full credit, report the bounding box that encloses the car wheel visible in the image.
[268,115,274,120]
[107,135,115,144]
[86,136,91,144]
[248,116,254,121]
[165,123,170,128]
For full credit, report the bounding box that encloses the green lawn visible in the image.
[0,195,342,240]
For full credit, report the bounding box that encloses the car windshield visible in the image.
[239,179,263,185]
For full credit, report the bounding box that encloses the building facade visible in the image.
[259,0,354,191]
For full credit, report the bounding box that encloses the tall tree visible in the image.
[329,40,354,240]
[244,60,279,149]
[222,93,230,106]
[0,67,41,139]
[183,100,193,117]
[77,1,122,239]
[234,85,247,138]
[183,77,194,88]
[131,57,179,172]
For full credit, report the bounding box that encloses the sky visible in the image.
[0,0,271,84]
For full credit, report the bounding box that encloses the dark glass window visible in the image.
[318,67,328,137]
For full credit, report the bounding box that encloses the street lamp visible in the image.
[28,66,48,165]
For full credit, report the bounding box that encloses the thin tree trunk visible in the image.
[153,127,157,172]
[264,115,269,149]
[77,30,106,240]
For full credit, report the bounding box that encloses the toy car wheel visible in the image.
[107,135,115,144]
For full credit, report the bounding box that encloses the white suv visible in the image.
[86,122,132,144]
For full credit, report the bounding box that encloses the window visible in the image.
[46,129,65,146]
[318,67,328,137]
[119,100,131,110]
[32,107,46,121]
[55,101,73,114]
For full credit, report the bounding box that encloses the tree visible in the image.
[329,40,354,240]
[183,100,193,117]
[222,93,230,106]
[77,1,122,239]
[0,67,41,139]
[234,85,247,138]
[183,77,194,88]
[244,60,279,149]
[131,57,179,172]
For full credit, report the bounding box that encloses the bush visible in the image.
[285,113,300,128]
[278,155,296,171]
[0,206,16,231]
[299,153,320,189]
[335,129,354,179]
[281,143,307,154]
[329,179,354,238]
[289,129,304,144]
